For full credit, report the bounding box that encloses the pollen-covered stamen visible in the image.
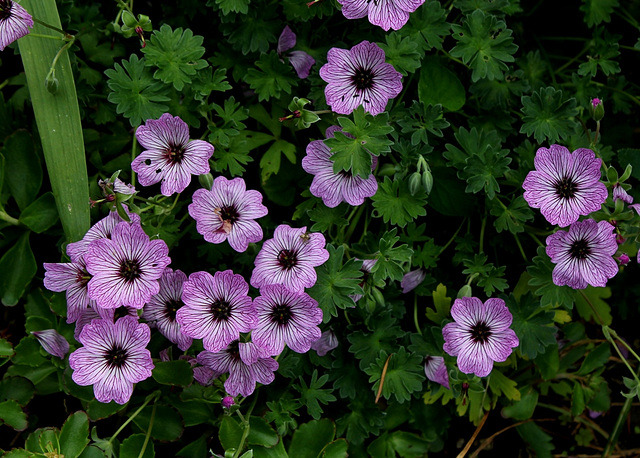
[211,299,232,321]
[163,299,182,322]
[105,345,128,368]
[569,238,591,260]
[269,303,293,326]
[277,249,298,270]
[351,67,374,91]
[470,321,492,344]
[119,259,142,283]
[166,143,185,165]
[553,176,577,199]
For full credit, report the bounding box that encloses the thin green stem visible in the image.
[32,17,71,37]
[0,210,20,226]
[413,294,422,335]
[554,43,590,74]
[437,218,466,256]
[27,33,65,40]
[344,204,366,243]
[512,232,527,263]
[131,133,138,186]
[115,0,135,14]
[109,392,159,444]
[45,37,76,85]
[233,395,258,458]
[138,401,157,458]
[537,403,609,439]
[479,215,486,254]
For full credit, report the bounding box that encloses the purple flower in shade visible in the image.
[0,0,34,51]
[176,270,255,353]
[401,269,427,294]
[44,258,95,324]
[442,297,519,378]
[617,253,630,266]
[302,137,377,208]
[337,0,424,31]
[32,330,69,359]
[142,268,192,351]
[423,356,449,389]
[221,396,235,408]
[252,284,323,356]
[613,184,633,204]
[197,341,278,397]
[99,177,136,199]
[86,222,171,309]
[250,225,329,293]
[350,259,376,302]
[310,330,338,356]
[546,219,618,289]
[522,145,607,227]
[131,113,214,196]
[277,26,315,79]
[189,176,268,253]
[66,206,141,263]
[69,316,154,404]
[320,41,402,116]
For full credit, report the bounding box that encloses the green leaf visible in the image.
[152,360,194,386]
[572,381,586,416]
[132,405,183,441]
[288,419,335,458]
[364,347,425,403]
[371,177,427,228]
[379,33,422,76]
[348,316,405,370]
[502,387,539,421]
[0,232,37,306]
[264,398,301,437]
[397,101,451,146]
[19,192,59,233]
[418,57,466,111]
[401,0,450,51]
[336,400,385,445]
[463,145,512,199]
[372,229,414,283]
[192,67,232,100]
[120,434,154,458]
[0,400,28,431]
[527,246,576,309]
[520,86,579,144]
[176,434,208,458]
[294,370,337,420]
[308,205,349,233]
[142,25,208,91]
[260,139,296,183]
[576,343,611,375]
[575,286,612,325]
[580,0,619,26]
[60,412,90,458]
[244,51,297,101]
[219,416,244,452]
[450,10,518,82]
[2,130,41,210]
[225,13,279,55]
[490,196,534,234]
[247,417,279,448]
[535,342,559,380]
[0,377,35,405]
[0,338,15,358]
[215,0,251,15]
[488,370,520,401]
[426,284,451,325]
[105,54,171,127]
[308,245,363,320]
[506,293,557,359]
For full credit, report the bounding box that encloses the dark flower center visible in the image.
[211,299,232,321]
[553,176,577,199]
[166,143,185,165]
[351,67,375,91]
[0,1,12,20]
[114,307,130,320]
[219,205,239,224]
[226,340,241,362]
[277,249,298,270]
[105,345,128,368]
[338,169,353,179]
[119,259,142,283]
[76,269,91,287]
[569,238,591,260]
[269,303,293,326]
[163,299,182,322]
[470,321,492,344]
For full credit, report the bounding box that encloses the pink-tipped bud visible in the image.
[222,396,235,408]
[617,253,630,266]
[590,98,604,121]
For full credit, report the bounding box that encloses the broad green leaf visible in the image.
[575,286,612,325]
[388,431,431,456]
[0,232,37,306]
[1,338,15,358]
[260,139,296,183]
[520,87,579,144]
[288,419,335,458]
[371,177,427,228]
[219,416,243,452]
[244,51,297,101]
[173,400,214,427]
[364,347,425,403]
[120,433,154,458]
[176,435,208,458]
[321,439,349,458]
[502,387,539,420]
[247,417,279,448]
[418,57,466,111]
[152,360,194,386]
[506,293,557,359]
[132,405,183,441]
[60,412,90,458]
[0,377,35,405]
[535,342,559,380]
[2,130,41,211]
[572,382,586,416]
[19,192,59,233]
[527,246,576,309]
[576,343,611,375]
[580,0,619,26]
[426,284,451,325]
[379,33,422,76]
[516,420,554,457]
[308,205,349,233]
[0,400,28,431]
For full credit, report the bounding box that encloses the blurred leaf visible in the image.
[575,286,612,325]
[572,382,586,416]
[580,0,619,26]
[260,139,296,183]
[2,130,41,210]
[0,400,28,431]
[19,192,59,233]
[0,232,37,306]
[418,58,465,111]
[0,338,15,358]
[0,377,35,405]
[516,422,554,458]
[152,360,194,386]
[288,419,335,458]
[576,343,611,376]
[502,387,539,420]
[247,417,279,448]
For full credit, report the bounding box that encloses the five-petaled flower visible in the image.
[0,0,34,51]
[337,0,424,31]
[523,145,607,227]
[546,219,618,289]
[132,113,214,196]
[443,297,519,378]
[320,41,402,116]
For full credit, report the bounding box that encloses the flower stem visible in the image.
[413,294,422,335]
[138,400,157,458]
[109,392,159,444]
[0,210,20,226]
[32,17,71,38]
[438,218,465,256]
[233,395,258,458]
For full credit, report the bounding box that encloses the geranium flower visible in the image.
[277,25,315,79]
[320,41,402,116]
[310,330,339,356]
[86,221,171,309]
[69,316,154,404]
[401,269,426,293]
[523,145,607,227]
[424,355,449,389]
[176,270,255,353]
[252,284,323,356]
[613,184,633,204]
[0,0,34,51]
[132,113,214,196]
[142,268,192,351]
[189,176,268,253]
[32,330,69,359]
[442,297,519,378]
[43,258,95,323]
[546,219,618,289]
[337,0,424,31]
[250,225,329,292]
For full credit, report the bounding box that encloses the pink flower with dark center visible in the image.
[44,258,95,324]
[337,0,424,31]
[132,113,214,196]
[0,0,33,51]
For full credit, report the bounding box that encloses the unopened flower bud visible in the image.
[457,285,472,298]
[32,330,69,359]
[221,396,235,408]
[617,253,630,266]
[45,73,58,94]
[422,170,433,194]
[408,172,421,195]
[378,163,396,177]
[590,98,604,122]
[121,11,137,28]
[199,173,214,191]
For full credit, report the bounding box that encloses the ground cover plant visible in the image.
[1,0,640,456]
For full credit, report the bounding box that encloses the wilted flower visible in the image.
[337,0,424,31]
[0,0,34,51]
[401,269,426,293]
[277,26,315,79]
[32,329,69,359]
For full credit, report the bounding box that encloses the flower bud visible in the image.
[378,163,396,177]
[221,396,235,408]
[457,285,472,298]
[590,98,604,122]
[408,172,421,196]
[422,169,433,195]
[121,11,137,28]
[32,330,69,359]
[199,173,214,191]
[45,74,58,94]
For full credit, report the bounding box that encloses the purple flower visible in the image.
[591,98,602,108]
[277,26,315,79]
[69,316,154,404]
[32,330,69,359]
[523,145,607,227]
[197,341,278,397]
[189,176,268,253]
[142,268,192,351]
[250,225,329,293]
[613,184,633,204]
[546,219,618,289]
[99,177,136,198]
[132,113,214,196]
[44,258,95,324]
[86,222,171,309]
[0,0,33,51]
[442,297,519,378]
[310,330,339,356]
[617,253,630,266]
[401,269,426,293]
[350,259,376,302]
[302,136,377,208]
[176,270,255,353]
[320,41,402,116]
[221,396,235,408]
[424,356,449,389]
[337,0,424,31]
[252,284,323,356]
